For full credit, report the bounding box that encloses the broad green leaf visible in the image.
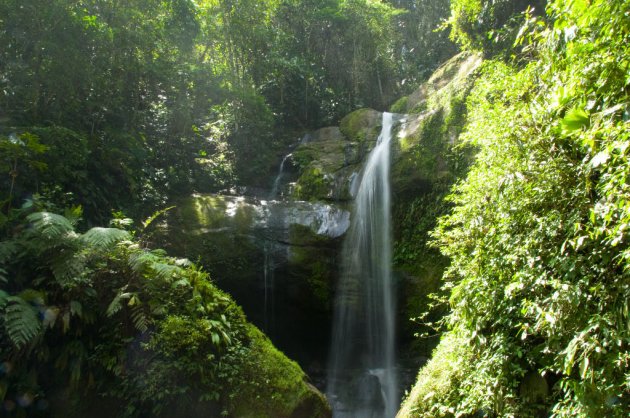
[561,107,590,133]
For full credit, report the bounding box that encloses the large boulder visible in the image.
[154,193,349,372]
[291,109,384,201]
[389,52,483,352]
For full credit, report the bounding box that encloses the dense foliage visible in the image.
[446,0,546,55]
[5,0,629,416]
[401,0,630,416]
[0,0,456,223]
[0,202,323,417]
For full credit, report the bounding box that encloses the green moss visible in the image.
[389,96,409,113]
[391,52,481,353]
[409,99,429,115]
[397,333,474,418]
[403,52,482,116]
[306,260,332,306]
[339,108,381,143]
[177,195,255,232]
[294,167,331,201]
[292,147,317,170]
[228,326,331,418]
[290,109,383,201]
[287,224,337,308]
[339,108,369,140]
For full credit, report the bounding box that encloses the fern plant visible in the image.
[81,227,131,251]
[0,208,260,417]
[26,211,75,241]
[3,295,41,348]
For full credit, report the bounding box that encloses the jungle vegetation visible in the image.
[400,0,630,416]
[1,0,629,417]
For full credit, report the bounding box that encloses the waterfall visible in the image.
[327,112,398,418]
[270,153,292,200]
[262,239,274,332]
[262,149,295,333]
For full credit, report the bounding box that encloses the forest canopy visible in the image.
[0,0,455,222]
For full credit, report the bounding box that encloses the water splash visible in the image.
[327,112,398,417]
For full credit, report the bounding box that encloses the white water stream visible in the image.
[327,112,398,418]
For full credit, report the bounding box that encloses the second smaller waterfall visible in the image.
[270,153,292,200]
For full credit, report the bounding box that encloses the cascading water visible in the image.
[262,240,274,332]
[327,112,398,418]
[260,152,292,333]
[270,153,292,199]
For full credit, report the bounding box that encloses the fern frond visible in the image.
[152,262,179,281]
[141,206,175,230]
[51,251,86,286]
[63,205,83,226]
[81,227,130,251]
[4,296,41,348]
[128,250,181,282]
[27,212,74,240]
[0,241,18,265]
[106,290,131,317]
[175,258,191,267]
[150,248,168,257]
[128,251,158,275]
[0,267,7,285]
[130,304,149,333]
[0,290,8,308]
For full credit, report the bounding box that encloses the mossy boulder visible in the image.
[339,108,382,144]
[153,193,348,374]
[291,52,482,205]
[126,318,332,418]
[396,333,473,418]
[292,110,384,201]
[285,52,484,362]
[228,326,331,418]
[394,51,483,115]
[389,52,483,350]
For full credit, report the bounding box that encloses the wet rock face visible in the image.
[150,51,484,418]
[172,194,350,241]
[155,193,349,366]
